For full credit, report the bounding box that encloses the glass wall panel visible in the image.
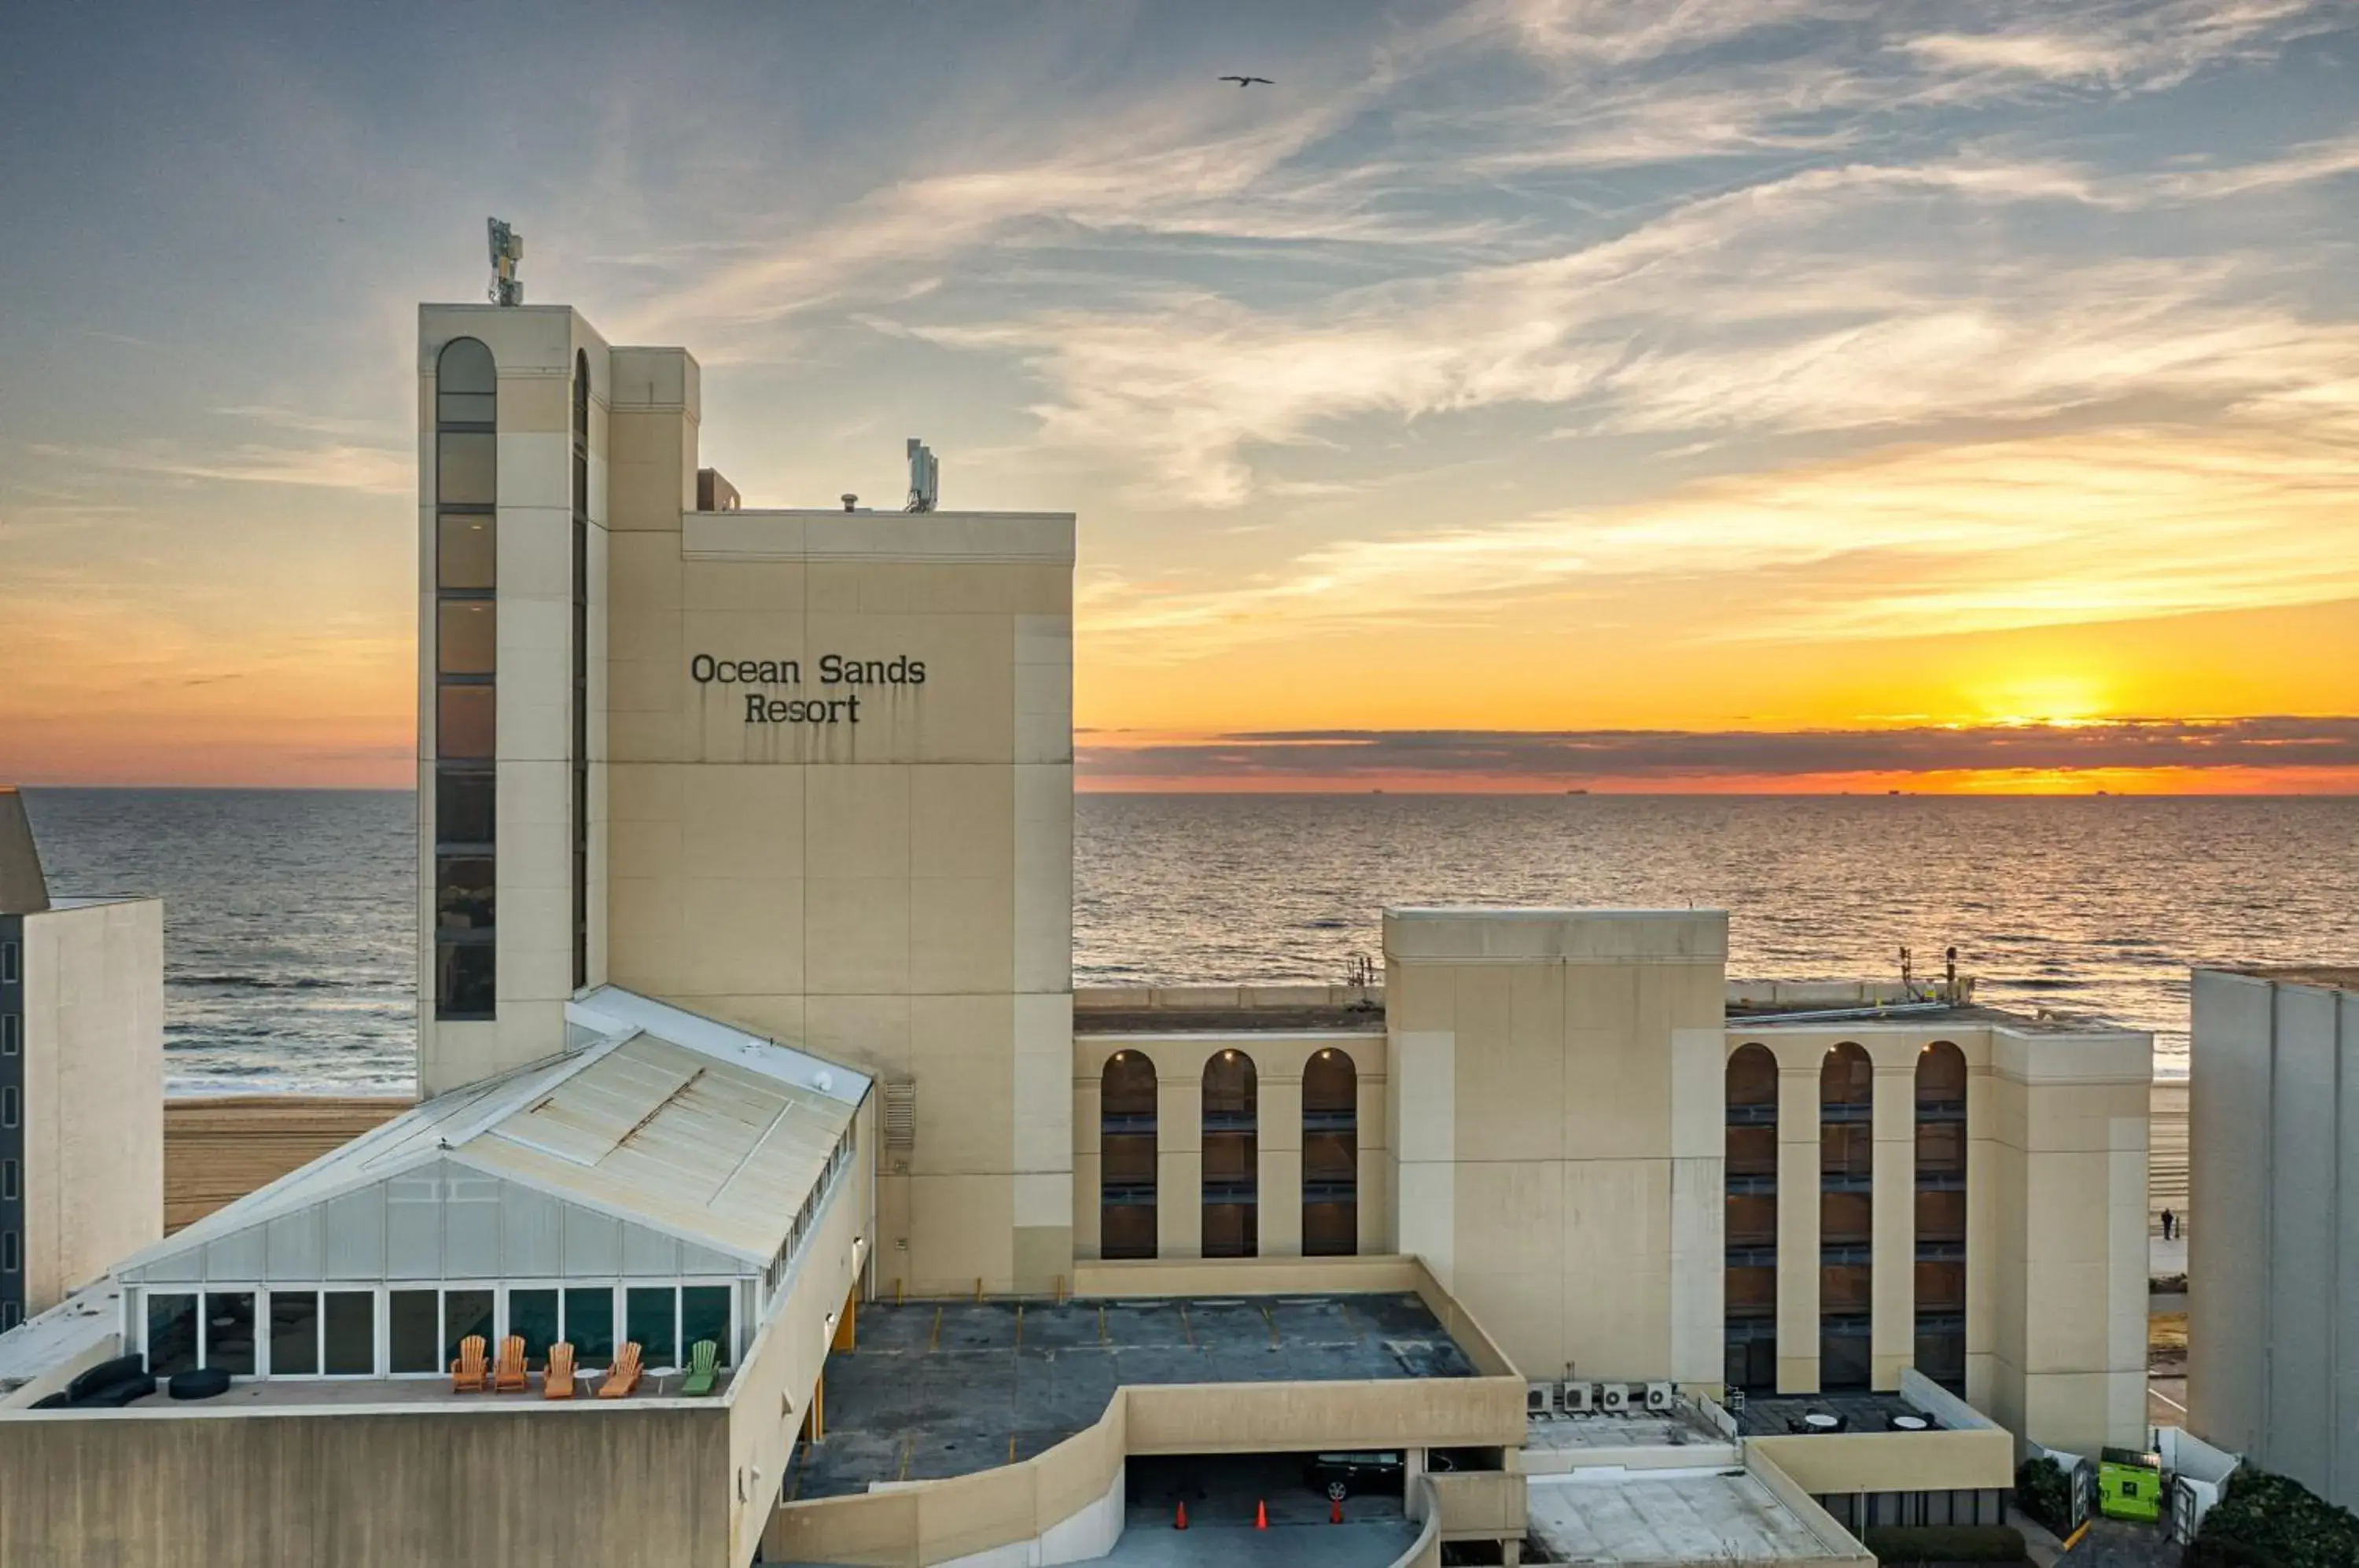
[509,1288,559,1369]
[1820,1043,1875,1388]
[147,1292,197,1377]
[436,767,495,848]
[1916,1041,1970,1389]
[437,337,496,397]
[436,944,495,1018]
[1821,1323,1872,1389]
[436,856,495,933]
[204,1291,257,1375]
[1916,1261,1966,1312]
[1728,1193,1778,1246]
[436,514,495,591]
[1917,1188,1967,1242]
[270,1290,319,1375]
[1821,1264,1874,1314]
[437,388,495,426]
[565,1287,615,1367]
[437,602,496,676]
[627,1286,677,1367]
[1822,1191,1874,1246]
[436,686,496,759]
[323,1291,374,1375]
[444,1288,495,1367]
[436,432,496,505]
[1727,1124,1777,1176]
[682,1286,730,1365]
[390,1290,440,1373]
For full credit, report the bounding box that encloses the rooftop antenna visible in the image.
[904,438,939,513]
[487,218,524,306]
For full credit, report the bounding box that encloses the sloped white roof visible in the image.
[120,988,870,1274]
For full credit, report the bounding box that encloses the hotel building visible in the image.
[0,298,2154,1568]
[0,788,163,1332]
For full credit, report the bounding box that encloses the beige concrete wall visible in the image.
[1423,1469,1528,1542]
[1741,1448,1880,1568]
[1746,1428,2015,1495]
[1384,909,1727,1387]
[603,509,1074,1299]
[1071,1032,1387,1261]
[725,1094,874,1566]
[0,1404,731,1568]
[1980,1025,2151,1456]
[21,899,163,1314]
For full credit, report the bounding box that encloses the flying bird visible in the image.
[1220,75,1274,87]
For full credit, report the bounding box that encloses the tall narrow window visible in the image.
[435,337,496,1019]
[1302,1048,1357,1256]
[1202,1050,1258,1258]
[1100,1051,1158,1260]
[1820,1043,1875,1389]
[1724,1043,1779,1391]
[570,349,590,992]
[1915,1041,1968,1389]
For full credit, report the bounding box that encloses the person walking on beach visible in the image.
[2160,1208,2177,1241]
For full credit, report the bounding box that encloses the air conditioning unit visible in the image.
[1560,1381,1595,1415]
[1527,1382,1556,1419]
[1645,1382,1674,1412]
[1599,1382,1631,1414]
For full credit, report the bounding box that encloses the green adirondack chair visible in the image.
[682,1339,719,1397]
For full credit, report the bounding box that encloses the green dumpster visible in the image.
[2099,1447,2163,1522]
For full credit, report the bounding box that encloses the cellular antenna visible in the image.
[904,437,939,513]
[487,218,524,306]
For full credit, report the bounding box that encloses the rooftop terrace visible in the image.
[1525,1470,1861,1565]
[788,1294,1478,1500]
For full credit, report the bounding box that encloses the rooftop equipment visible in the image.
[905,438,938,512]
[486,218,523,306]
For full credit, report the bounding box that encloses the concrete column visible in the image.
[1871,1058,1917,1390]
[1158,1076,1202,1259]
[1776,1057,1821,1392]
[1258,1073,1303,1258]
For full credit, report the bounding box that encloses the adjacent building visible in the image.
[0,788,163,1331]
[2187,966,2359,1509]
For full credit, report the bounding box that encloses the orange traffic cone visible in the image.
[1330,1497,1344,1525]
[1174,1502,1187,1530]
[1254,1499,1268,1531]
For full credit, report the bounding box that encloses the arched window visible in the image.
[1819,1043,1875,1389]
[433,337,496,1021]
[569,348,591,992]
[1914,1042,1968,1389]
[1202,1050,1258,1258]
[1100,1052,1157,1260]
[1302,1049,1357,1257]
[1724,1043,1779,1390]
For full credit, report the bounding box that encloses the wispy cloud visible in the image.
[25,438,410,496]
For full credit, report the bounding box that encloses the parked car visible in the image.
[1304,1452,1405,1500]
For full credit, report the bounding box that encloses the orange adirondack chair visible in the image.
[596,1340,643,1400]
[544,1341,576,1400]
[451,1334,489,1393]
[492,1334,528,1393]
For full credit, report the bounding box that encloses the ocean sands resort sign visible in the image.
[690,653,926,725]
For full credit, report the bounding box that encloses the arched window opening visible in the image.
[433,337,496,1021]
[1914,1042,1968,1389]
[1724,1043,1779,1390]
[1819,1043,1875,1389]
[1202,1051,1257,1258]
[569,348,591,992]
[1302,1049,1357,1257]
[1100,1052,1157,1260]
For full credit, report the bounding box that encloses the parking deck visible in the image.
[788,1294,1479,1499]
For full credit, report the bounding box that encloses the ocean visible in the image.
[20,790,2356,1095]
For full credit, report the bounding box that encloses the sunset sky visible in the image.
[2,0,2355,792]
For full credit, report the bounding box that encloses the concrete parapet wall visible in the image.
[1124,1375,1526,1454]
[1073,985,1381,1012]
[1746,1424,2015,1496]
[0,1404,731,1568]
[1424,1469,1527,1542]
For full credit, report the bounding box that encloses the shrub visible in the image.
[2014,1456,2073,1537]
[2190,1467,2359,1568]
[1862,1523,2029,1563]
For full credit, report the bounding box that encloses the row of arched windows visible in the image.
[1099,1047,1359,1260]
[1723,1041,1968,1393]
